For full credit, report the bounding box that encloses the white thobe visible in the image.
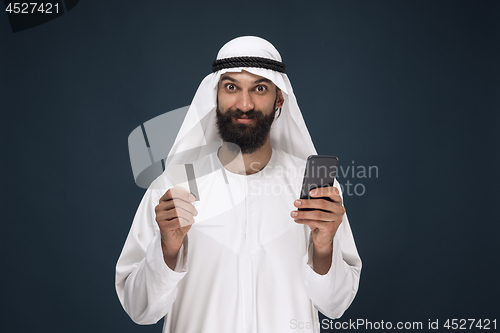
[116,148,362,333]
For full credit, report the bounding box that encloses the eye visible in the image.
[225,83,236,91]
[255,85,267,93]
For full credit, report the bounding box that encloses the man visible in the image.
[116,36,361,333]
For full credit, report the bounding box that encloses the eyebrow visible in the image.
[219,75,273,85]
[220,75,237,83]
[253,77,272,85]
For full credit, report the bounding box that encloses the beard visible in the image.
[216,103,277,155]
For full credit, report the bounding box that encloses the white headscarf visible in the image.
[164,36,317,171]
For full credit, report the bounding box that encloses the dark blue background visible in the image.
[1,1,499,332]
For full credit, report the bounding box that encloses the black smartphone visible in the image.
[299,155,339,211]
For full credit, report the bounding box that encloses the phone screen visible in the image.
[299,155,339,211]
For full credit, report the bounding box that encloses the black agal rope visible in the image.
[212,56,286,73]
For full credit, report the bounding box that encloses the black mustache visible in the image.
[225,109,264,119]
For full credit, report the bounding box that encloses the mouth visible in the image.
[234,117,254,124]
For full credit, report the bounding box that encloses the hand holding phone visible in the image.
[292,155,345,274]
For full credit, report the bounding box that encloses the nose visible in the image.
[235,90,254,112]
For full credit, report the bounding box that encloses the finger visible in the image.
[160,188,196,203]
[291,209,334,222]
[162,198,198,216]
[293,219,326,230]
[294,198,335,212]
[156,205,196,224]
[155,200,198,218]
[165,207,195,224]
[310,186,342,204]
[293,219,343,235]
[161,216,194,229]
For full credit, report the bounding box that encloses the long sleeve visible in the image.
[115,184,189,325]
[301,181,362,319]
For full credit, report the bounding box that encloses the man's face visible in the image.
[216,70,284,154]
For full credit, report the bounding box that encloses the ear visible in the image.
[275,88,284,109]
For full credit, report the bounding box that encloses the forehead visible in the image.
[218,70,275,86]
